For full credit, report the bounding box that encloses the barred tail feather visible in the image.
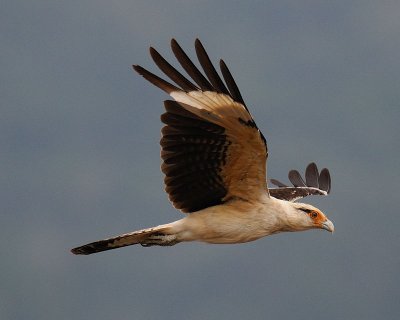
[71,223,179,255]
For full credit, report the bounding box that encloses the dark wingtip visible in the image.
[306,162,317,171]
[194,39,202,52]
[170,38,179,49]
[133,64,180,94]
[270,163,332,200]
[270,179,288,187]
[170,38,178,50]
[149,46,157,57]
[288,169,307,187]
[305,162,319,188]
[319,168,331,194]
[132,64,144,74]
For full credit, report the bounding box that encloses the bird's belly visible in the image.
[176,204,277,244]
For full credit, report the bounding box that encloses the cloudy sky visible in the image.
[2,1,399,319]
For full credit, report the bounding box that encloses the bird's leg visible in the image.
[140,232,180,247]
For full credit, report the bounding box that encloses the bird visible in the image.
[71,39,334,255]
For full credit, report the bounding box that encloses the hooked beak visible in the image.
[321,219,335,233]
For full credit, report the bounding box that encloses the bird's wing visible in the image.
[133,39,268,213]
[269,163,331,202]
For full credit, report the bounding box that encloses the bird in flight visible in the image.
[71,39,334,255]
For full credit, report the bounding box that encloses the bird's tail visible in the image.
[71,223,179,255]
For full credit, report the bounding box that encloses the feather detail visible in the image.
[270,163,331,201]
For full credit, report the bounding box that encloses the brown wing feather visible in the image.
[134,39,268,212]
[218,113,267,201]
[161,100,228,212]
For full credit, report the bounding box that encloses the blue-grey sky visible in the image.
[2,1,399,319]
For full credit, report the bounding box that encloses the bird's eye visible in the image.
[310,211,318,219]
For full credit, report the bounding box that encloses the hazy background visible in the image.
[2,1,399,319]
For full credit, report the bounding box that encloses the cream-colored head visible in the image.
[287,202,334,233]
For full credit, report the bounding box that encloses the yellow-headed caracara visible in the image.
[71,39,334,255]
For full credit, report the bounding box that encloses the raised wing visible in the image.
[269,163,331,202]
[133,39,268,213]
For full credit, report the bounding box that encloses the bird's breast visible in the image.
[175,201,280,244]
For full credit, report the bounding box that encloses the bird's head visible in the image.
[289,202,334,233]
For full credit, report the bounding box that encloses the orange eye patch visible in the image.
[307,210,326,225]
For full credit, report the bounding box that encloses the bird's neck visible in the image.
[267,197,309,233]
